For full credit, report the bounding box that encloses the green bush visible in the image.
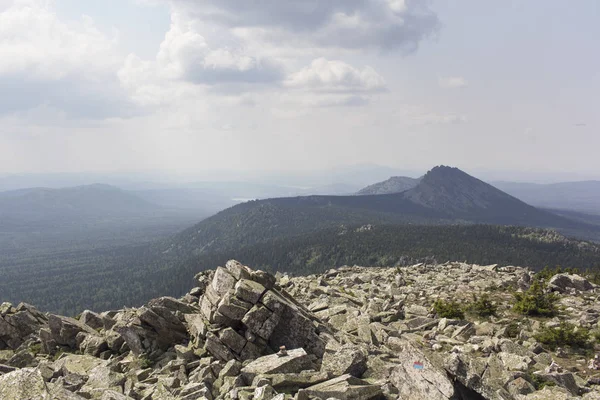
[504,321,520,338]
[534,322,591,350]
[138,356,153,369]
[513,280,558,317]
[433,299,465,319]
[469,294,498,318]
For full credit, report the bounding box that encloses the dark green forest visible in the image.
[2,224,600,316]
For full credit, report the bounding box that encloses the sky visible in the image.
[0,0,598,180]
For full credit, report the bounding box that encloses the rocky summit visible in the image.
[2,261,600,399]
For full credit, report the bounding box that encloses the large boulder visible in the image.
[305,374,382,400]
[549,274,594,293]
[389,339,455,400]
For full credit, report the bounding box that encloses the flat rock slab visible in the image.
[390,339,455,400]
[241,348,310,382]
[305,374,382,400]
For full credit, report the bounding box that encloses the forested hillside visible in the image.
[2,224,600,316]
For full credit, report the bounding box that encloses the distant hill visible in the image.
[357,176,421,195]
[492,180,600,215]
[163,166,597,258]
[0,184,158,220]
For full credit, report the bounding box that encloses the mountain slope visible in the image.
[357,176,421,195]
[165,166,597,258]
[401,166,573,226]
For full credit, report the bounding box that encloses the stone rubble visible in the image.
[0,260,599,399]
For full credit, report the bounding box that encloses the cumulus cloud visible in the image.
[155,12,284,85]
[438,76,468,89]
[0,0,136,118]
[286,58,386,93]
[170,0,439,51]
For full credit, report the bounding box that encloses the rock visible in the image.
[212,267,238,297]
[390,340,455,400]
[507,377,535,396]
[321,342,367,378]
[536,371,581,396]
[0,368,52,399]
[305,374,382,400]
[235,279,267,304]
[79,310,105,330]
[549,274,594,293]
[267,371,330,392]
[241,348,311,382]
[48,314,97,349]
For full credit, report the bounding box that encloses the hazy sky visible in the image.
[0,0,598,179]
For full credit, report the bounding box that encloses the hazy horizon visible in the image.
[1,1,598,177]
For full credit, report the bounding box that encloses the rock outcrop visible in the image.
[0,260,600,400]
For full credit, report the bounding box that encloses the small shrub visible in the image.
[528,372,556,390]
[28,343,42,356]
[138,356,153,369]
[469,294,498,318]
[513,280,558,317]
[591,330,600,343]
[433,299,465,319]
[504,321,520,338]
[534,322,591,350]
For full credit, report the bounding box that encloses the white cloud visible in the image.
[156,11,284,85]
[169,0,439,51]
[438,76,468,89]
[286,58,386,93]
[0,0,136,118]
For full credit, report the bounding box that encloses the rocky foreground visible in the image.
[1,261,600,399]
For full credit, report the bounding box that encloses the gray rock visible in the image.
[321,342,368,378]
[241,348,311,382]
[549,274,594,293]
[305,374,382,400]
[79,310,105,330]
[48,314,97,349]
[390,340,455,400]
[235,279,267,305]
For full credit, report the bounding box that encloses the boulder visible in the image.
[549,274,594,293]
[321,342,368,378]
[48,314,98,349]
[390,340,455,400]
[305,374,382,400]
[241,348,311,382]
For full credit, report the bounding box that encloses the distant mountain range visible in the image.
[0,184,158,220]
[492,180,600,215]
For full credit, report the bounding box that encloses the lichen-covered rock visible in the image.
[305,374,382,400]
[549,274,594,293]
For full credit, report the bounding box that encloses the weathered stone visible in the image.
[79,310,105,330]
[205,332,236,361]
[226,260,252,281]
[390,340,455,400]
[305,374,382,400]
[507,377,535,396]
[549,274,594,293]
[241,348,311,382]
[321,342,367,378]
[48,314,97,349]
[235,279,267,304]
[217,293,253,321]
[0,368,53,400]
[220,328,247,354]
[212,267,238,297]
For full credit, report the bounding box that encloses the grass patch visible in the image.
[433,299,465,319]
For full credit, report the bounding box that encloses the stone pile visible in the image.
[1,260,600,399]
[196,261,329,362]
